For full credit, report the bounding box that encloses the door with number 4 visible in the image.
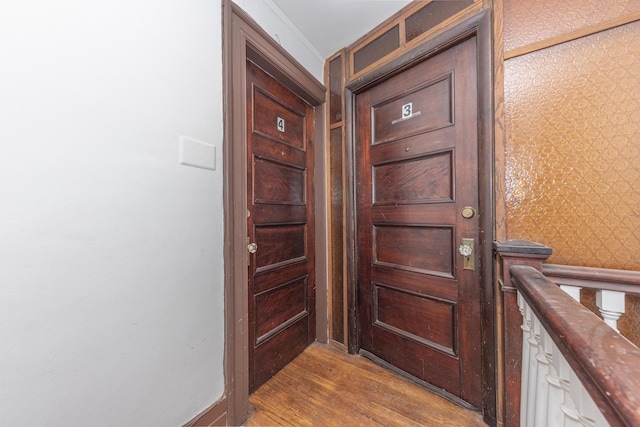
[246,59,316,392]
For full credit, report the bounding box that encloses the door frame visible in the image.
[222,2,326,424]
[344,10,496,422]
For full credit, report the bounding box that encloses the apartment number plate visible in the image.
[392,102,421,125]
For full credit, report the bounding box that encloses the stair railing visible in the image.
[510,265,640,427]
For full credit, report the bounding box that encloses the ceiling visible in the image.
[271,0,412,58]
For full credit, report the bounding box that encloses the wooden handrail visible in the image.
[542,264,640,295]
[510,265,640,427]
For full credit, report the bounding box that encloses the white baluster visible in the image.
[558,356,582,427]
[546,348,564,427]
[575,367,602,426]
[596,290,625,332]
[560,285,581,302]
[533,327,552,427]
[519,298,541,426]
[525,314,540,427]
[519,293,532,427]
[568,369,597,426]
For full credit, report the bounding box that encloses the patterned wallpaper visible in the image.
[504,0,640,52]
[504,21,640,271]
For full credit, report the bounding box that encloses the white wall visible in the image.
[0,1,225,425]
[0,0,322,424]
[233,0,325,80]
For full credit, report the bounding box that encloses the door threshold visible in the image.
[359,349,479,412]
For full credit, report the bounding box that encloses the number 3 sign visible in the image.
[402,103,413,119]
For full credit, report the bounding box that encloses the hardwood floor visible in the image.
[245,343,486,426]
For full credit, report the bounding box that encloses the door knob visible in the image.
[459,238,474,271]
[247,242,258,254]
[459,244,473,257]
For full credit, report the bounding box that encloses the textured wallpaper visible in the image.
[504,21,640,271]
[504,0,640,52]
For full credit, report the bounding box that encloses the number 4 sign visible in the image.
[277,117,285,132]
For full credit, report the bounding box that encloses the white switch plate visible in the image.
[179,136,216,171]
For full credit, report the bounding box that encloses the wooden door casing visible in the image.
[246,60,316,392]
[356,36,482,408]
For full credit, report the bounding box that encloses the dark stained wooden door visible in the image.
[356,37,482,408]
[246,60,316,392]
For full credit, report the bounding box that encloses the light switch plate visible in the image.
[179,136,216,171]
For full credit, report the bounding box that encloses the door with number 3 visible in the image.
[356,36,483,408]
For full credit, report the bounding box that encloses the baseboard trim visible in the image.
[184,397,227,427]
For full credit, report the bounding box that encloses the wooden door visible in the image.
[246,60,316,392]
[356,37,482,408]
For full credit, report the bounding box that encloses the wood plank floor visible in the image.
[244,343,486,427]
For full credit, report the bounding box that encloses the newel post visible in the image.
[494,240,552,427]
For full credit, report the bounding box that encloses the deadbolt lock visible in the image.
[461,206,476,219]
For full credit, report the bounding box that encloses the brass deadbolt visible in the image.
[461,206,476,219]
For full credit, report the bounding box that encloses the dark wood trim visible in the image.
[511,265,640,427]
[492,0,507,244]
[346,10,489,93]
[315,105,329,344]
[543,264,640,295]
[324,49,348,348]
[245,46,324,106]
[339,48,349,350]
[344,9,496,421]
[348,15,404,80]
[494,240,552,427]
[491,16,506,427]
[221,0,241,423]
[475,10,497,427]
[232,5,324,104]
[505,9,640,60]
[344,76,359,356]
[223,2,326,425]
[183,398,227,427]
[346,0,484,81]
[323,55,334,346]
